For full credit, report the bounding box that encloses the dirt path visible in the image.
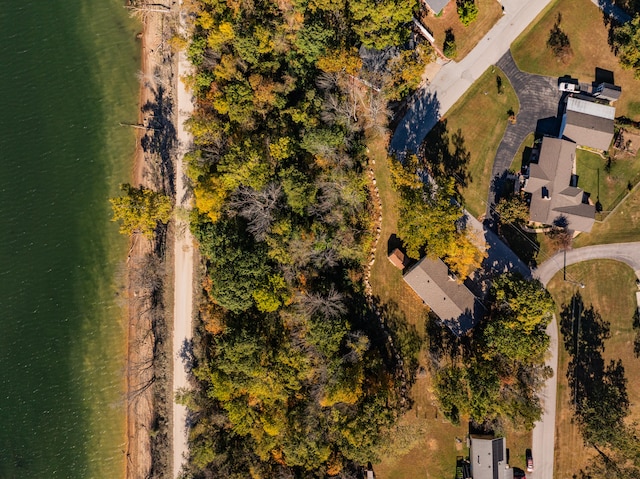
[172,3,195,477]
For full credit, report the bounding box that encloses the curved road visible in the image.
[530,242,640,479]
[534,242,640,286]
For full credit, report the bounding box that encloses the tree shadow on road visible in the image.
[419,119,472,191]
[390,90,441,158]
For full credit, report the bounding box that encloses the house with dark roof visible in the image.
[423,0,450,15]
[523,137,595,232]
[593,82,621,103]
[560,96,615,151]
[403,256,484,336]
[469,436,514,479]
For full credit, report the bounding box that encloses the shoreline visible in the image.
[125,6,166,479]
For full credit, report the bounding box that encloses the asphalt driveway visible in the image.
[487,51,563,218]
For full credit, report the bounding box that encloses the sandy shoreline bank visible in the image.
[125,4,173,478]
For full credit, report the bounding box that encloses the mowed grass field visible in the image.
[547,260,640,478]
[437,66,519,218]
[511,0,640,120]
[421,0,503,60]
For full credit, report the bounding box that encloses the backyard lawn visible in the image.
[428,66,518,218]
[575,148,640,213]
[511,0,640,120]
[547,260,640,477]
[574,180,640,246]
[419,0,502,60]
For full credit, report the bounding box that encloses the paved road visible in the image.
[464,211,531,279]
[390,0,555,156]
[488,53,561,217]
[531,313,559,479]
[530,243,640,479]
[173,4,195,477]
[533,242,640,286]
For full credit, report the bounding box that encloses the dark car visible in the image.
[526,449,534,472]
[513,467,527,479]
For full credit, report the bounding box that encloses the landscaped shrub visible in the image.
[443,28,457,58]
[547,13,573,62]
[457,0,478,26]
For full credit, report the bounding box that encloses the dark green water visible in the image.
[0,1,140,477]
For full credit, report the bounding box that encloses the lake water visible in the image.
[0,1,140,477]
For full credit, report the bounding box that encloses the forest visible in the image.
[177,0,431,476]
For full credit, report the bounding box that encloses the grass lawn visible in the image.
[573,180,640,246]
[547,260,640,477]
[431,66,518,218]
[420,0,502,60]
[576,148,640,212]
[368,134,468,479]
[511,0,640,120]
[510,133,536,172]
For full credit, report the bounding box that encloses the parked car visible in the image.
[559,81,580,92]
[526,449,534,472]
[513,467,527,479]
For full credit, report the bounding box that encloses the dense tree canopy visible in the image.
[110,183,172,238]
[180,0,431,476]
[390,155,486,280]
[433,273,554,429]
[613,14,640,79]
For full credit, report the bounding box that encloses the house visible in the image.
[560,96,615,151]
[424,0,450,15]
[469,435,514,479]
[593,82,621,103]
[523,137,595,232]
[403,256,484,335]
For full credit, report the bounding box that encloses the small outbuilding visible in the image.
[388,248,407,270]
[593,82,622,103]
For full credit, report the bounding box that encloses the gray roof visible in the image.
[424,0,450,14]
[523,137,595,232]
[595,82,622,102]
[470,436,514,479]
[561,97,615,151]
[403,256,483,335]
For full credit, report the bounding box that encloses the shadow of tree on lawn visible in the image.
[559,294,629,446]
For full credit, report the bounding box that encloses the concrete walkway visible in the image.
[390,0,555,155]
[488,52,561,217]
[533,242,640,286]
